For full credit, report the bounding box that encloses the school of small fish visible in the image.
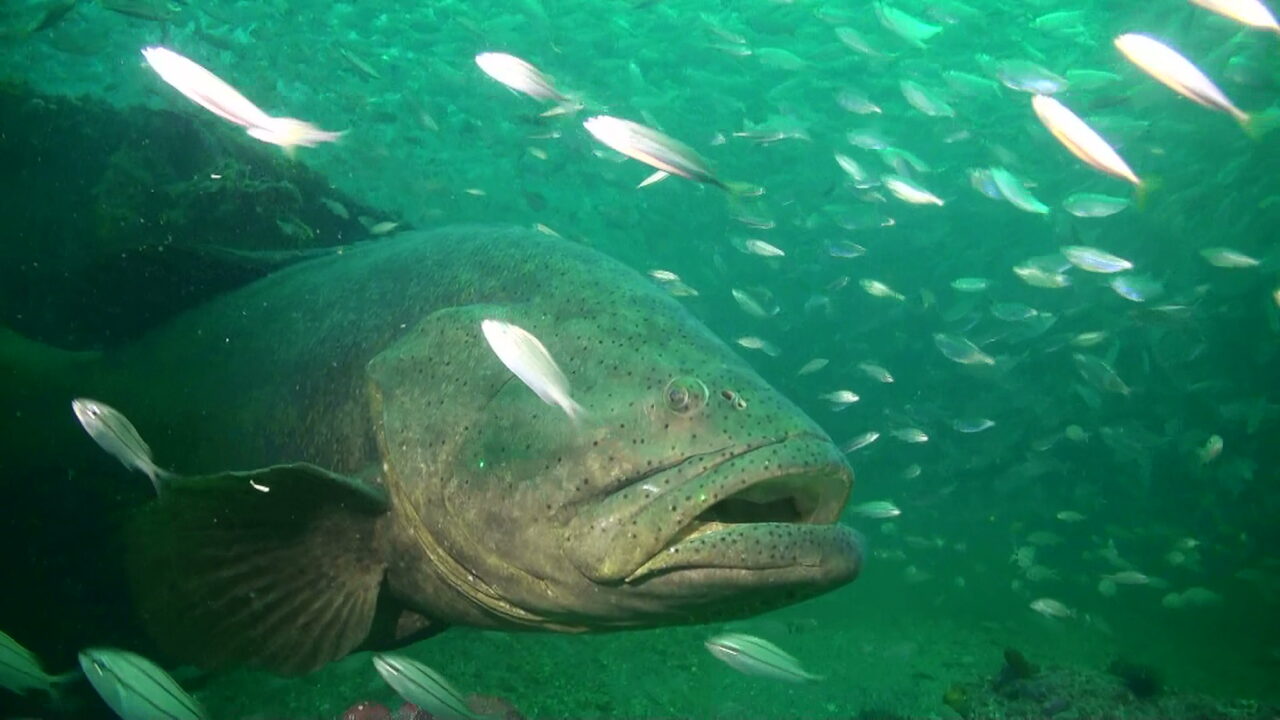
[2,0,1279,716]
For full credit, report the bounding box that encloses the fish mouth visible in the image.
[566,434,858,586]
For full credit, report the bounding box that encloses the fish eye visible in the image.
[663,376,708,415]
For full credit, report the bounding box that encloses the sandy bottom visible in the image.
[195,576,1279,720]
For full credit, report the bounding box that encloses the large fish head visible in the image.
[368,240,860,631]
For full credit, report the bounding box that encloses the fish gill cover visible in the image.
[0,0,1279,718]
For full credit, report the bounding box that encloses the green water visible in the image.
[2,0,1279,718]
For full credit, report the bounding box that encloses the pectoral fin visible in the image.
[125,463,390,675]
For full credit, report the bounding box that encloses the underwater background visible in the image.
[2,0,1280,718]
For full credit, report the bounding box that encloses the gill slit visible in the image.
[391,472,550,627]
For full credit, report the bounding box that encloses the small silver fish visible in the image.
[372,654,478,720]
[991,301,1038,321]
[997,59,1069,94]
[841,431,881,453]
[900,79,955,117]
[835,86,883,114]
[480,320,584,423]
[474,52,569,103]
[821,390,861,409]
[736,336,781,356]
[1104,570,1152,585]
[705,633,822,682]
[583,115,738,191]
[990,167,1049,214]
[72,398,171,495]
[933,333,995,366]
[1062,193,1129,218]
[1114,34,1251,128]
[1062,245,1134,273]
[1198,434,1224,464]
[142,46,343,151]
[834,153,877,187]
[1013,264,1071,289]
[1073,353,1130,395]
[1029,597,1075,618]
[743,239,785,257]
[1031,95,1139,185]
[851,500,901,518]
[1189,0,1280,33]
[731,288,778,319]
[875,2,942,48]
[952,417,995,433]
[796,358,829,376]
[891,427,929,443]
[1109,274,1163,302]
[79,648,206,720]
[860,278,906,301]
[857,362,894,383]
[882,174,944,206]
[950,277,989,292]
[1069,334,1107,352]
[827,239,868,258]
[1199,247,1260,268]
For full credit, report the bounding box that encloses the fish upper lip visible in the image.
[566,432,853,583]
[650,432,847,533]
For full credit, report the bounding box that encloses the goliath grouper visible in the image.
[0,225,862,675]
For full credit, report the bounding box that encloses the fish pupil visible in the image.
[668,387,689,408]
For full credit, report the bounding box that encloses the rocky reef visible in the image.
[942,647,1278,720]
[0,80,391,347]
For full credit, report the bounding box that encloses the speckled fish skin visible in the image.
[18,226,860,674]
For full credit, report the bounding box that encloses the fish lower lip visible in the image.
[626,462,851,582]
[566,434,853,583]
[625,522,862,583]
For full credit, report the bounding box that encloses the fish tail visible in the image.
[1240,107,1280,140]
[720,179,763,196]
[564,398,588,427]
[1132,175,1163,212]
[147,465,179,497]
[49,669,80,686]
[43,668,82,710]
